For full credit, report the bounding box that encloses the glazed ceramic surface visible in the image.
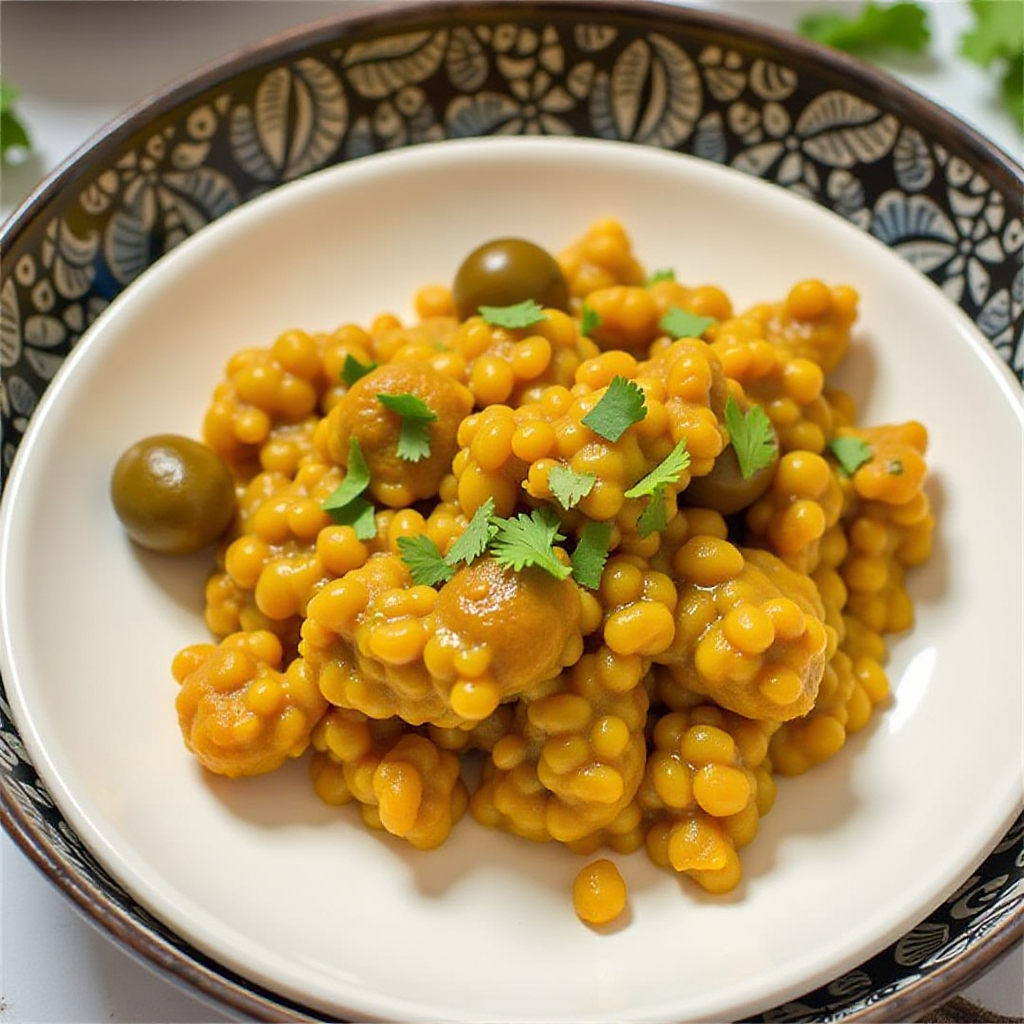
[1,3,1021,1021]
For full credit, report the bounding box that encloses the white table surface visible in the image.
[0,2,1021,1021]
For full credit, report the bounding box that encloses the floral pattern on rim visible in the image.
[1,5,1021,1022]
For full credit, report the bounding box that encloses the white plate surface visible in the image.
[2,137,1022,1023]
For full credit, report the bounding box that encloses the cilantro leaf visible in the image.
[580,375,647,443]
[960,0,1024,124]
[647,269,676,285]
[571,521,612,590]
[321,438,377,540]
[377,392,438,462]
[580,303,602,338]
[636,489,670,538]
[828,434,874,475]
[724,396,777,480]
[0,80,31,162]
[322,437,371,513]
[624,440,691,499]
[341,354,378,387]
[334,498,378,541]
[960,0,1023,67]
[625,440,690,539]
[799,1,931,55]
[479,299,548,329]
[445,498,496,567]
[659,306,717,340]
[488,507,571,580]
[398,534,455,587]
[548,464,597,509]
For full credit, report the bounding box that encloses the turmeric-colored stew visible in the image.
[112,220,934,926]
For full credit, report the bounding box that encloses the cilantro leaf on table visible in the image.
[489,507,572,580]
[960,0,1024,125]
[724,396,777,480]
[580,375,647,442]
[828,434,874,475]
[798,1,931,55]
[0,80,31,162]
[659,307,717,340]
[445,498,496,568]
[570,521,612,590]
[479,299,548,329]
[341,354,378,387]
[398,534,455,587]
[548,464,597,509]
[377,392,438,462]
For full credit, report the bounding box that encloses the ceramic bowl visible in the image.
[1,2,1021,1021]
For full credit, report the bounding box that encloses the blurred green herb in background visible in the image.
[959,0,1023,125]
[799,0,931,55]
[1,80,32,163]
[799,0,1023,126]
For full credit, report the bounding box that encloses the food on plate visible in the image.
[116,219,935,926]
[110,433,235,555]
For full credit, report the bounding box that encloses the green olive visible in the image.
[680,441,779,516]
[111,434,236,555]
[452,238,570,320]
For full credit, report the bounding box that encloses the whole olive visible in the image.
[111,434,236,555]
[680,441,779,516]
[452,237,570,321]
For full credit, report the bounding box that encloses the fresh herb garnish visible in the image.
[479,299,548,329]
[580,303,602,338]
[647,269,676,285]
[828,434,874,475]
[723,396,777,480]
[397,535,454,587]
[624,440,691,499]
[798,0,931,55]
[377,392,437,462]
[636,492,669,539]
[624,439,691,539]
[659,306,717,340]
[0,80,31,163]
[321,437,376,539]
[341,354,378,386]
[580,375,647,443]
[397,500,495,587]
[570,521,613,590]
[444,498,497,568]
[489,507,572,580]
[548,464,597,509]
